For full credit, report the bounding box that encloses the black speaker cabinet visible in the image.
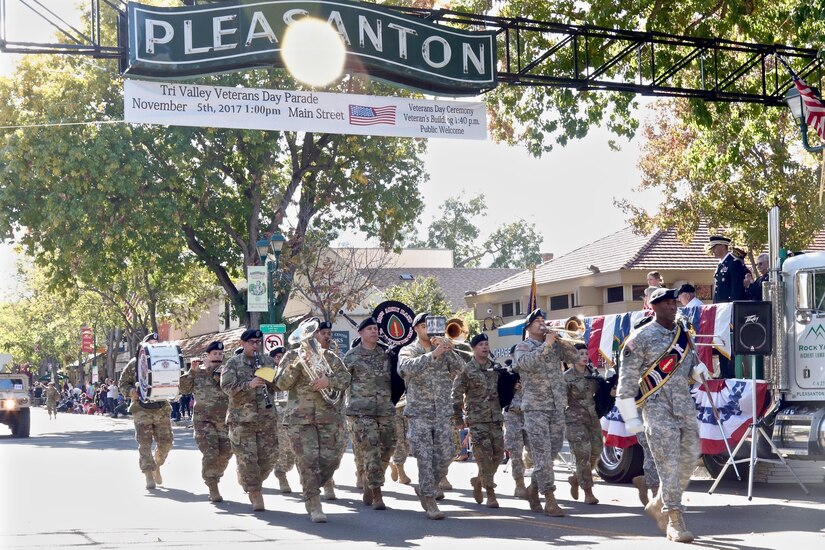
[732,301,773,356]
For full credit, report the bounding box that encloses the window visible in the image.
[606,286,624,303]
[631,285,648,301]
[501,301,522,317]
[549,295,569,311]
[399,274,414,281]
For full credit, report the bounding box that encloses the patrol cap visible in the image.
[205,341,224,353]
[318,321,333,331]
[412,312,429,327]
[358,317,378,331]
[142,332,159,343]
[677,283,696,295]
[269,346,285,358]
[649,287,680,305]
[470,333,489,347]
[524,308,546,326]
[240,328,263,341]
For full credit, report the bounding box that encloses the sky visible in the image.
[0,2,661,299]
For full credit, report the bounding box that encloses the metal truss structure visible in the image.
[1,0,822,106]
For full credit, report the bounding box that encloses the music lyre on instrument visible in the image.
[137,344,184,402]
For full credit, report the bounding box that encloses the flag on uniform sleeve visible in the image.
[691,379,769,454]
[793,77,825,141]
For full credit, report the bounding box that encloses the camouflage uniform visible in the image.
[219,353,279,493]
[391,402,409,466]
[344,345,396,490]
[274,393,295,477]
[274,348,351,501]
[119,358,174,475]
[179,363,232,485]
[503,387,527,480]
[563,367,603,489]
[617,320,699,513]
[451,357,504,489]
[636,431,660,488]
[513,337,579,494]
[45,385,61,417]
[397,340,464,498]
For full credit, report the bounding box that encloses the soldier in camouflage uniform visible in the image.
[118,332,174,490]
[315,321,346,501]
[219,329,279,512]
[451,333,504,508]
[45,382,61,419]
[616,288,706,543]
[178,341,231,503]
[274,319,351,523]
[397,312,464,520]
[513,309,579,517]
[503,378,529,498]
[633,431,660,505]
[343,317,396,510]
[269,347,295,493]
[563,343,606,505]
[389,399,412,484]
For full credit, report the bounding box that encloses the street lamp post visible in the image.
[256,233,286,324]
[784,85,824,153]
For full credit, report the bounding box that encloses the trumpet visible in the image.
[429,317,474,359]
[542,315,586,344]
[286,318,342,405]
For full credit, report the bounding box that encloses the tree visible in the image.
[413,193,543,268]
[381,276,452,318]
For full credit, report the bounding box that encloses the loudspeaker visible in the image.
[732,301,773,356]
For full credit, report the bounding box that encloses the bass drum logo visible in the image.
[372,300,416,347]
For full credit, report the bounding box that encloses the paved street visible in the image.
[1,407,824,549]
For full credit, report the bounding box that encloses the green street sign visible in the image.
[260,324,287,334]
[125,0,497,95]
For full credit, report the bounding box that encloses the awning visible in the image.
[497,318,525,337]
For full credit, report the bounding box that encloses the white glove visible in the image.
[616,397,644,434]
[691,362,710,384]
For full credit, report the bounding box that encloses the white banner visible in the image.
[124,80,487,140]
[246,266,268,313]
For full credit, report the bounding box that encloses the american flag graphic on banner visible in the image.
[348,104,397,126]
[794,77,825,141]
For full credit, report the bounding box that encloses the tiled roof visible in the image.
[367,268,522,312]
[173,327,247,359]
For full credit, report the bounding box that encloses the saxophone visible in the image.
[286,318,342,405]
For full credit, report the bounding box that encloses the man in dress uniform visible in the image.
[220,328,279,512]
[708,235,745,378]
[344,317,396,510]
[513,308,579,517]
[398,312,465,520]
[451,332,505,508]
[118,332,174,490]
[269,346,294,493]
[178,341,232,503]
[616,287,707,543]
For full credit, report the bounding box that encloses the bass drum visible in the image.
[138,344,183,402]
[596,443,644,483]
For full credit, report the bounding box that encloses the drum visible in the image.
[137,344,183,402]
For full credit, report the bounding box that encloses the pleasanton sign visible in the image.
[125,0,497,95]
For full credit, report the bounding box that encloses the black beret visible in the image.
[234,346,244,355]
[470,333,488,347]
[318,321,333,331]
[358,317,378,331]
[269,346,285,357]
[574,342,587,351]
[677,284,696,295]
[649,288,679,305]
[413,312,429,327]
[240,328,263,341]
[205,341,224,353]
[142,332,159,343]
[524,308,546,326]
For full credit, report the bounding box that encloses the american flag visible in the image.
[348,104,396,126]
[794,77,825,141]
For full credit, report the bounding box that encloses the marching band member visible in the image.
[270,346,295,494]
[178,341,231,503]
[513,309,579,517]
[343,317,396,510]
[314,320,345,501]
[389,397,412,485]
[450,333,505,508]
[219,329,279,512]
[118,332,174,490]
[275,321,351,523]
[397,312,464,520]
[616,288,705,543]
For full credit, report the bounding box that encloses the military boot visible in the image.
[249,491,265,512]
[371,487,386,510]
[513,477,528,499]
[543,491,564,517]
[389,463,399,482]
[362,485,374,506]
[144,471,156,490]
[307,496,327,523]
[666,510,695,543]
[644,494,668,533]
[356,469,365,490]
[422,496,445,520]
[207,482,223,503]
[323,479,337,501]
[632,475,649,505]
[568,474,579,500]
[152,467,163,486]
[396,463,411,484]
[526,482,542,512]
[276,472,292,493]
[470,476,483,504]
[439,476,452,491]
[485,486,499,509]
[583,487,599,505]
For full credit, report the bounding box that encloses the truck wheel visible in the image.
[597,443,644,483]
[702,452,748,481]
[11,409,30,438]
